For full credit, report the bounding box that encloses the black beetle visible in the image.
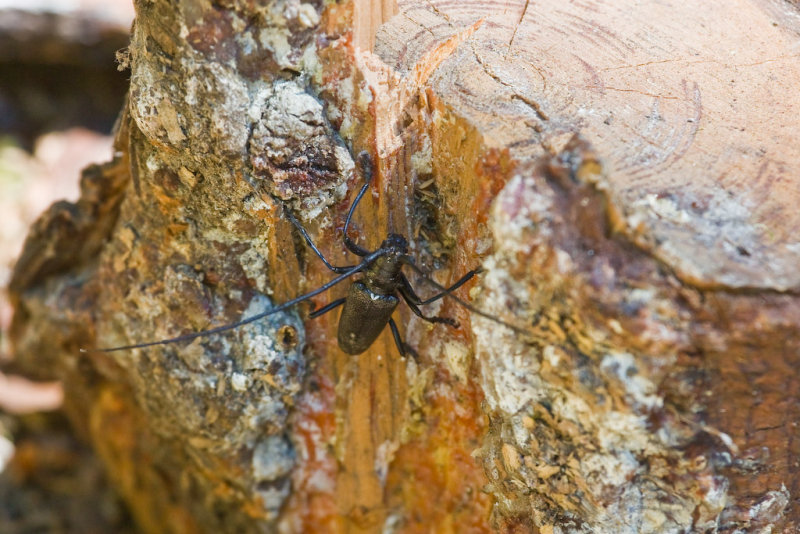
[87,151,505,357]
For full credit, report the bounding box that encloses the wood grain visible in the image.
[378,0,800,291]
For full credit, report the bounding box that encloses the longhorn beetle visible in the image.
[86,151,517,357]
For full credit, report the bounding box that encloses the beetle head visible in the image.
[381,233,408,254]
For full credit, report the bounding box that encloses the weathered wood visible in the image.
[369,1,800,532]
[8,0,800,533]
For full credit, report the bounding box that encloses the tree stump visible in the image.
[9,0,800,532]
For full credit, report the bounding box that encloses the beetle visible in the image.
[87,151,509,357]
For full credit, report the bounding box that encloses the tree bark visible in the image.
[9,0,800,533]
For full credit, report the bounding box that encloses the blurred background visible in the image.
[0,1,135,531]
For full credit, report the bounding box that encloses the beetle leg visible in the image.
[399,268,480,306]
[399,286,459,328]
[388,317,418,360]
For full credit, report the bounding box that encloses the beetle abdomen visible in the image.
[337,281,399,355]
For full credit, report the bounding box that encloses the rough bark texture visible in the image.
[8,0,800,533]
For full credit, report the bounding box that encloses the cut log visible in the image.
[8,0,800,533]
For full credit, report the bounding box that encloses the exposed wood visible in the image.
[7,0,800,533]
[352,0,397,52]
[368,1,800,532]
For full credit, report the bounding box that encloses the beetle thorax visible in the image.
[362,233,407,295]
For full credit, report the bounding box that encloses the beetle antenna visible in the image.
[82,248,388,353]
[342,151,374,257]
[400,258,531,337]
